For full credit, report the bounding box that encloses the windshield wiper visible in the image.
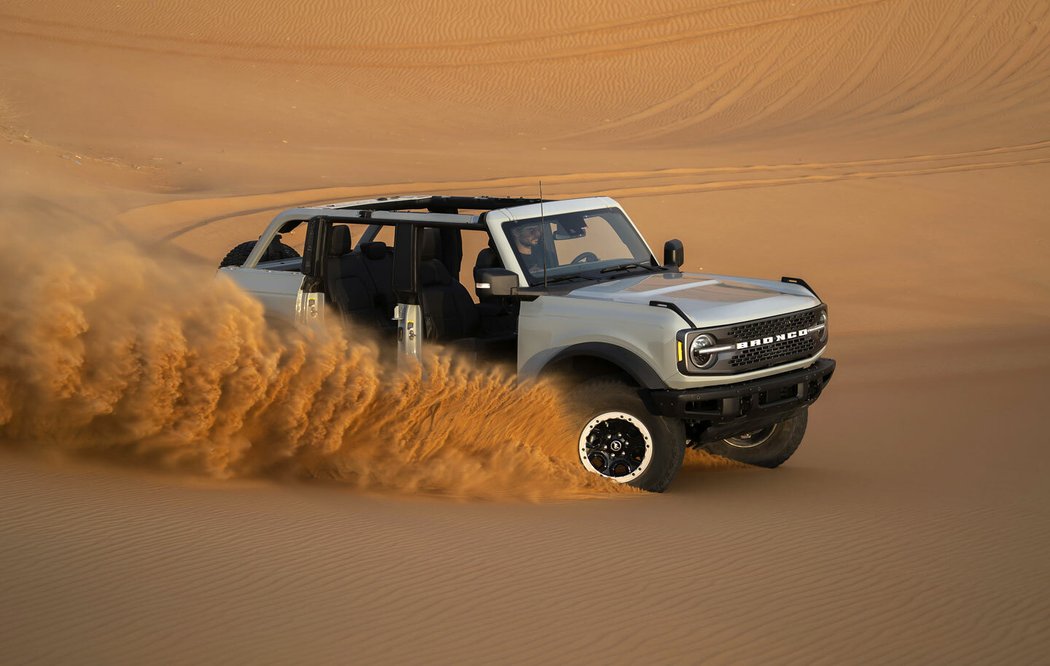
[599,261,660,274]
[544,273,598,285]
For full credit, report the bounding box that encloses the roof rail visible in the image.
[318,195,550,213]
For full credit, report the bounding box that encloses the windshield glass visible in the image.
[503,207,653,285]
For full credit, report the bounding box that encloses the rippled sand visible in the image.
[1,0,1049,662]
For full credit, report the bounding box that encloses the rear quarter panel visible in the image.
[219,267,304,324]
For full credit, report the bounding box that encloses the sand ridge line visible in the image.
[584,155,1050,199]
[835,0,992,122]
[828,0,1023,125]
[0,1,799,52]
[124,139,1050,241]
[0,0,898,69]
[811,0,1050,137]
[614,2,896,143]
[558,18,792,140]
[560,1,1050,146]
[588,12,834,144]
[644,15,853,141]
[754,0,915,135]
[578,0,1050,144]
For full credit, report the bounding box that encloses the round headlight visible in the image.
[689,334,718,369]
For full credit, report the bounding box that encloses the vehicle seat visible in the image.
[360,241,396,327]
[325,225,374,320]
[419,229,480,341]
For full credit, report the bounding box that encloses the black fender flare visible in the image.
[540,342,668,390]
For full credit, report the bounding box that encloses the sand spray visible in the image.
[0,201,625,499]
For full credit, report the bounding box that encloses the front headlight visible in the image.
[688,333,718,369]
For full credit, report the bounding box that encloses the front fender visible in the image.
[527,342,668,389]
[517,295,682,388]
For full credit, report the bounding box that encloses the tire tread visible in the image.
[704,408,808,468]
[575,379,686,492]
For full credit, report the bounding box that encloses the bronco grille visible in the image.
[727,308,825,372]
[727,309,823,341]
[676,305,827,376]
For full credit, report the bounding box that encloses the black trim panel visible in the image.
[646,358,836,442]
[781,276,820,300]
[649,300,696,327]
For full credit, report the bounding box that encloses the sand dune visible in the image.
[4,0,1049,154]
[2,0,1049,662]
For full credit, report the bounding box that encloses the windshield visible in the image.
[503,207,653,285]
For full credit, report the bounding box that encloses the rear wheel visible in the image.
[218,237,299,268]
[703,408,808,468]
[574,380,685,492]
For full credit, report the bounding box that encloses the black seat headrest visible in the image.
[361,241,389,261]
[421,229,441,262]
[421,260,452,285]
[329,225,351,256]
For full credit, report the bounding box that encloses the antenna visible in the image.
[540,180,548,288]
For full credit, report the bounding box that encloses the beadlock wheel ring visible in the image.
[578,411,654,483]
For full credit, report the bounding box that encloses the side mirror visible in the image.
[663,239,684,270]
[475,267,519,297]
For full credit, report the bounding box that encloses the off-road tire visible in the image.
[218,238,300,268]
[574,379,686,492]
[704,408,808,468]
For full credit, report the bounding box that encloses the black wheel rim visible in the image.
[579,412,653,482]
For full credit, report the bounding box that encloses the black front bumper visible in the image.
[645,358,836,444]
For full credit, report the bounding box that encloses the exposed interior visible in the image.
[250,197,531,362]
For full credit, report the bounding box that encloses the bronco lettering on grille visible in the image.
[736,328,808,350]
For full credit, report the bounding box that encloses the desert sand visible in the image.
[2,0,1049,662]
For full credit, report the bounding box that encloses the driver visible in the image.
[510,222,548,276]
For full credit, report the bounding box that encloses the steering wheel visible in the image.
[570,251,599,264]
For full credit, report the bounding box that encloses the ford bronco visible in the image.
[219,195,835,492]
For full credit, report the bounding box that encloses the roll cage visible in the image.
[244,195,549,269]
[239,195,553,366]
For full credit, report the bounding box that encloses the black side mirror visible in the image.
[663,239,684,270]
[475,267,519,297]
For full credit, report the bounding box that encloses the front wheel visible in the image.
[703,409,808,468]
[574,380,686,492]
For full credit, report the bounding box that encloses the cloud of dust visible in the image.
[0,201,624,500]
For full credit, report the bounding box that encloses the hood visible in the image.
[564,272,821,327]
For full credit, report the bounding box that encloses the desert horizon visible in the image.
[2,0,1049,662]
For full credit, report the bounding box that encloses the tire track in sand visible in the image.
[123,139,1050,242]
